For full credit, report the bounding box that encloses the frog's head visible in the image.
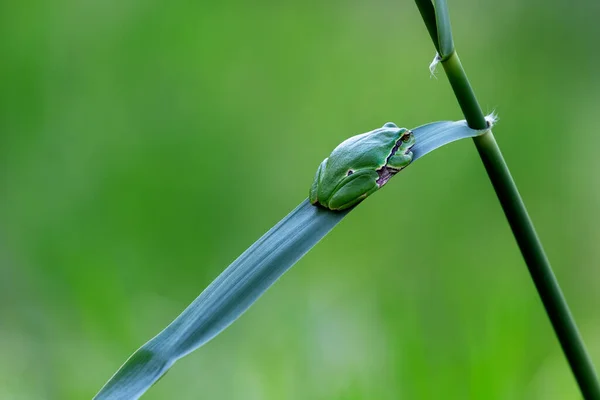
[309,123,416,211]
[395,128,415,155]
[373,126,415,188]
[381,122,415,157]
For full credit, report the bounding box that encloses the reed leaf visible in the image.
[94,118,490,400]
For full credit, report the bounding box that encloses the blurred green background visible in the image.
[1,0,599,398]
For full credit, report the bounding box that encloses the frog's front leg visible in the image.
[327,170,379,211]
[386,151,413,171]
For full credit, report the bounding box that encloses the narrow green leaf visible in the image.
[414,0,440,53]
[94,119,489,400]
[411,118,488,161]
[95,200,348,400]
[433,0,454,58]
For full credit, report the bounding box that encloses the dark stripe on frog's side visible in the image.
[375,166,398,187]
[375,129,413,187]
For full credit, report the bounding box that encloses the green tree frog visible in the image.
[309,122,416,211]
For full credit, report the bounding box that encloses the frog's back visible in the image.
[326,127,399,177]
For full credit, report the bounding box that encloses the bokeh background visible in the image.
[2,0,599,398]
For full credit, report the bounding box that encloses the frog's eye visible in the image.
[347,170,354,176]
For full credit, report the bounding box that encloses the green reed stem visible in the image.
[414,1,600,398]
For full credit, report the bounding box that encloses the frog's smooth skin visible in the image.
[309,122,415,211]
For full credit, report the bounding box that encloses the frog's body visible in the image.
[309,122,415,211]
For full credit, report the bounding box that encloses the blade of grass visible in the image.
[415,0,439,53]
[410,118,490,160]
[414,1,600,398]
[433,0,454,58]
[95,199,349,400]
[93,119,489,400]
